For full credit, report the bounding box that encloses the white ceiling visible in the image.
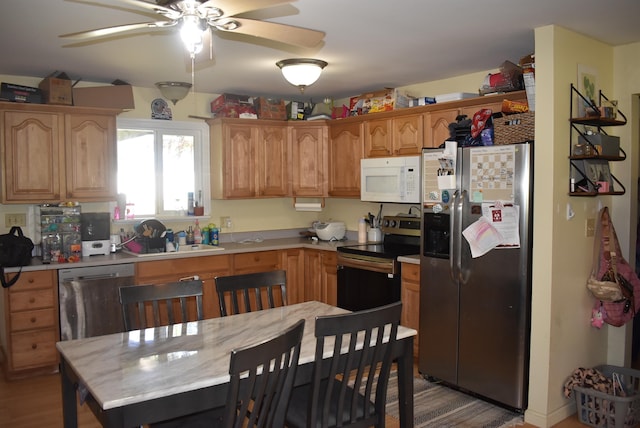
[2,0,640,102]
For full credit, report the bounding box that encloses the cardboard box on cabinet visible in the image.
[0,82,43,103]
[39,74,73,105]
[72,84,135,109]
[253,97,287,120]
[210,93,253,113]
[350,88,415,115]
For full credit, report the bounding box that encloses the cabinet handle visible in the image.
[30,317,36,323]
[29,297,36,303]
[28,278,34,283]
[31,343,38,350]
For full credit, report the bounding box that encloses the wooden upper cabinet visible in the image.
[289,123,327,197]
[2,110,64,202]
[0,103,119,203]
[424,108,460,148]
[223,122,258,198]
[392,113,424,156]
[328,121,363,197]
[364,117,392,157]
[364,114,423,157]
[256,124,289,197]
[65,113,117,201]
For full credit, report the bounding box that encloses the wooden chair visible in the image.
[215,270,287,316]
[285,302,402,428]
[118,279,204,330]
[152,319,305,428]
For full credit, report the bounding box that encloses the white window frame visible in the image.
[116,118,210,220]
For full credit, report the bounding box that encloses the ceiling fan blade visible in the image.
[218,17,324,48]
[60,21,175,39]
[200,0,296,18]
[107,0,177,15]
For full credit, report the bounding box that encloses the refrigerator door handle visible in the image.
[458,189,469,285]
[450,189,464,282]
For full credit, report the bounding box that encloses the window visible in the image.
[116,118,209,218]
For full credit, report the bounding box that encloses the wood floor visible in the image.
[0,368,587,428]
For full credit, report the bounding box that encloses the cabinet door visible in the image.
[424,108,460,148]
[223,123,258,198]
[290,124,327,197]
[65,113,117,200]
[2,110,63,202]
[364,117,392,157]
[256,124,288,197]
[282,248,305,304]
[328,121,363,197]
[304,249,323,302]
[392,114,424,156]
[401,263,420,357]
[322,251,337,306]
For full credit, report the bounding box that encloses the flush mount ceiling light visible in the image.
[155,81,192,105]
[276,58,328,93]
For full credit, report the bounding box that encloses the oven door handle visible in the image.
[337,253,396,275]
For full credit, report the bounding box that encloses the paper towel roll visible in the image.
[294,202,323,212]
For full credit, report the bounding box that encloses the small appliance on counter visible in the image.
[311,221,346,241]
[81,212,111,257]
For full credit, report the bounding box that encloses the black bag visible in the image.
[0,226,34,288]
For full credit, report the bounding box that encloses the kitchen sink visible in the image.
[122,244,225,257]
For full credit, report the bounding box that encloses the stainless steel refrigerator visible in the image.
[420,142,532,411]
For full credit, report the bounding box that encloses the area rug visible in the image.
[385,372,525,427]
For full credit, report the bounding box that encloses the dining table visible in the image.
[57,300,416,428]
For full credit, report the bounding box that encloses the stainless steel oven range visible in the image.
[337,215,420,311]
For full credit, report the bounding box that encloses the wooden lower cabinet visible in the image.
[1,270,59,379]
[304,249,337,305]
[400,262,420,358]
[282,248,305,304]
[135,254,232,319]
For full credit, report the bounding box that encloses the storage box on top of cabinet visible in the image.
[253,97,287,120]
[39,76,73,105]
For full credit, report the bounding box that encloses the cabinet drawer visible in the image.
[10,308,56,332]
[401,263,420,282]
[136,254,231,281]
[233,251,280,273]
[7,270,55,292]
[10,329,59,370]
[9,288,55,311]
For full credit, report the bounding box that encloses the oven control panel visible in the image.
[380,215,421,237]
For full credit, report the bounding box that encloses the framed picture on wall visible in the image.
[577,64,598,117]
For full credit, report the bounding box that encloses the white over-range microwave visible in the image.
[360,156,421,203]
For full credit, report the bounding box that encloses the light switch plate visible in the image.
[585,218,595,237]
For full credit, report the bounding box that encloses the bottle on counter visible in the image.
[358,217,367,243]
[202,227,210,245]
[210,224,219,246]
[186,226,195,245]
[194,219,202,244]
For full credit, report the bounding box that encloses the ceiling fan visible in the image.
[60,0,325,57]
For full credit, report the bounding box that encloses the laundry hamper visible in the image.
[573,365,640,428]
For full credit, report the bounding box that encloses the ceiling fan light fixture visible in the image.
[277,58,328,92]
[155,81,192,105]
[180,14,205,56]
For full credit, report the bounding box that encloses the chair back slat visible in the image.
[286,302,401,428]
[215,270,287,317]
[119,279,204,331]
[221,319,305,428]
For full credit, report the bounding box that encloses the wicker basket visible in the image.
[573,365,640,428]
[492,111,535,145]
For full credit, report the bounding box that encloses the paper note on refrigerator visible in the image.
[462,216,503,258]
[482,202,521,248]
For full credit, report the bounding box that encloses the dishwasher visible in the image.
[58,264,135,341]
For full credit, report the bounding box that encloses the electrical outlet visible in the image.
[220,216,233,230]
[585,218,595,237]
[5,213,26,227]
